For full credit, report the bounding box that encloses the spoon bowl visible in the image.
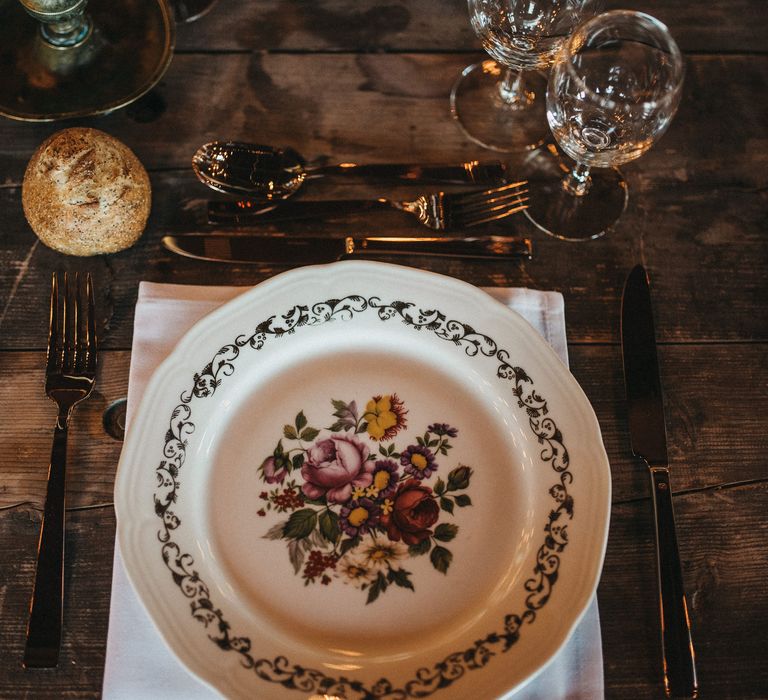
[192,142,307,203]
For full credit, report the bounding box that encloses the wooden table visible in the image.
[1,1,766,698]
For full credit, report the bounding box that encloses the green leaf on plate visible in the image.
[319,510,340,543]
[339,535,360,556]
[283,508,317,540]
[434,523,458,542]
[366,572,388,604]
[408,539,431,556]
[387,567,415,591]
[430,545,453,574]
[300,427,320,442]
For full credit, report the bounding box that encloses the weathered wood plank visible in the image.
[1,345,765,509]
[0,53,765,179]
[568,344,768,497]
[169,0,768,54]
[1,483,765,698]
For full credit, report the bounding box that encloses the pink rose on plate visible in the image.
[301,435,372,504]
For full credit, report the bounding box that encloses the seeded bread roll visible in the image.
[22,127,151,256]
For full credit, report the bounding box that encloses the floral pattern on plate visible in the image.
[257,396,473,603]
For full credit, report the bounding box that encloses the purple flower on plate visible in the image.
[428,423,458,438]
[369,459,399,499]
[400,444,437,479]
[339,498,381,537]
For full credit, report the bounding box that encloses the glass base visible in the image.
[523,145,629,241]
[450,60,547,153]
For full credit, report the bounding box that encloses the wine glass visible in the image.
[451,0,602,153]
[524,10,684,240]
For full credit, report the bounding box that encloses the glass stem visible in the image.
[19,0,92,46]
[498,68,534,109]
[562,162,592,197]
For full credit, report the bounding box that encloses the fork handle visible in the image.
[308,162,506,185]
[24,412,69,668]
[208,199,389,225]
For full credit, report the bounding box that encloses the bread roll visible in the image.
[22,127,151,256]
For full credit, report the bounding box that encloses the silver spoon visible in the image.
[192,141,508,203]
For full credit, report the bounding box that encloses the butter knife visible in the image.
[621,264,698,698]
[162,233,532,264]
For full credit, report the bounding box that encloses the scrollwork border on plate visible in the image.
[152,294,573,698]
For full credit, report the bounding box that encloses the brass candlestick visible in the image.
[0,0,174,121]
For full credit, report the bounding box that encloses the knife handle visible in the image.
[344,236,532,260]
[649,466,699,698]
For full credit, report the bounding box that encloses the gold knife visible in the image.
[162,233,532,264]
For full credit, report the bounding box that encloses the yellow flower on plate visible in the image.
[363,394,407,441]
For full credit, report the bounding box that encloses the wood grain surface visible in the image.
[0,0,766,698]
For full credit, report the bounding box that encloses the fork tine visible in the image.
[73,272,85,373]
[46,273,61,374]
[456,185,530,213]
[463,197,530,227]
[455,180,530,224]
[454,180,528,205]
[61,272,75,374]
[462,190,529,216]
[453,185,529,227]
[85,273,97,374]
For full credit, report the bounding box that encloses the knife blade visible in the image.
[621,264,698,699]
[162,233,532,264]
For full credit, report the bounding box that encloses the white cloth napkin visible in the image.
[103,281,604,700]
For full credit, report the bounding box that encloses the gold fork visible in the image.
[207,180,530,230]
[24,272,97,669]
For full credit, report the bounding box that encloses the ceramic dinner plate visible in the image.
[115,261,611,699]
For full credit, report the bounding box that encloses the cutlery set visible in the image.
[164,141,532,264]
